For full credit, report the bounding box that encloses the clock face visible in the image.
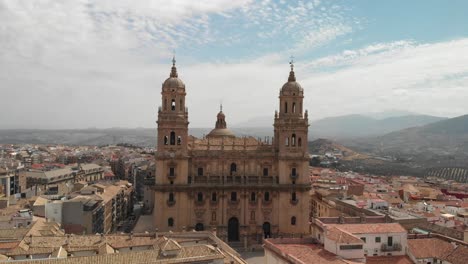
[169,152,175,158]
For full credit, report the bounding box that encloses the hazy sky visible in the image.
[1,0,468,129]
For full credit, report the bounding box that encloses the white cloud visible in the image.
[300,38,468,119]
[0,0,466,130]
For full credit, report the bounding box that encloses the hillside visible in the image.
[309,138,370,161]
[310,114,446,139]
[345,115,468,164]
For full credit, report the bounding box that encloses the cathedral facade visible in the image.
[153,59,311,245]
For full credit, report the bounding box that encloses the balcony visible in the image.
[208,176,221,184]
[380,243,401,252]
[290,173,299,180]
[226,176,242,184]
[262,199,272,207]
[195,199,205,207]
[261,177,274,184]
[194,176,207,184]
[228,199,240,206]
[167,173,176,180]
[166,200,176,207]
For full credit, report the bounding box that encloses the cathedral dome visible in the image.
[162,57,185,89]
[207,107,236,138]
[281,81,302,91]
[163,77,185,89]
[281,61,303,92]
[207,128,236,138]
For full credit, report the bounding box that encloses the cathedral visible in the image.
[153,58,311,246]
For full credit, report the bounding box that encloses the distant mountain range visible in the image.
[346,114,468,158]
[309,114,447,139]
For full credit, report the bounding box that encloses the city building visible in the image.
[0,228,247,264]
[152,59,311,246]
[24,163,104,195]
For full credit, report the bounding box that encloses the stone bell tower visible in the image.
[273,60,310,234]
[154,57,190,231]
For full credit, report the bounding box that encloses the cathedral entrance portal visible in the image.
[195,223,204,231]
[228,217,239,241]
[262,222,271,238]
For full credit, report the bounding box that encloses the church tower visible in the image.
[273,60,310,234]
[154,58,190,231]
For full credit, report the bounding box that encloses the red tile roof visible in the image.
[408,238,455,259]
[0,242,19,250]
[443,245,468,264]
[327,223,406,234]
[326,227,364,244]
[366,256,413,264]
[274,244,350,264]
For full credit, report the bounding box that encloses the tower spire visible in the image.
[288,56,296,82]
[170,55,178,78]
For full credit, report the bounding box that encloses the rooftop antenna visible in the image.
[289,55,295,71]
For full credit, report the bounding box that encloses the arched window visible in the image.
[197,192,203,202]
[197,167,203,176]
[291,192,297,201]
[264,192,270,202]
[230,163,237,175]
[250,211,255,221]
[285,137,289,146]
[171,99,176,111]
[164,136,168,145]
[211,192,217,202]
[251,192,256,202]
[180,99,183,111]
[231,192,237,201]
[177,136,181,145]
[285,102,288,113]
[292,134,296,146]
[212,212,216,221]
[169,192,174,202]
[291,216,296,225]
[292,102,296,113]
[168,218,174,227]
[298,137,302,147]
[170,131,176,145]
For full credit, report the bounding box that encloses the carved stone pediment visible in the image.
[263,209,272,221]
[227,208,240,218]
[195,209,206,219]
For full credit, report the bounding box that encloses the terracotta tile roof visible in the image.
[443,245,468,264]
[0,228,29,241]
[408,238,455,259]
[3,245,225,264]
[0,241,19,250]
[326,227,364,244]
[273,243,351,264]
[327,223,406,234]
[366,255,413,264]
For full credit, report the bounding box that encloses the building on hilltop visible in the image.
[152,58,311,246]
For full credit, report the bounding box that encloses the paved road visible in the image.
[240,250,265,264]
